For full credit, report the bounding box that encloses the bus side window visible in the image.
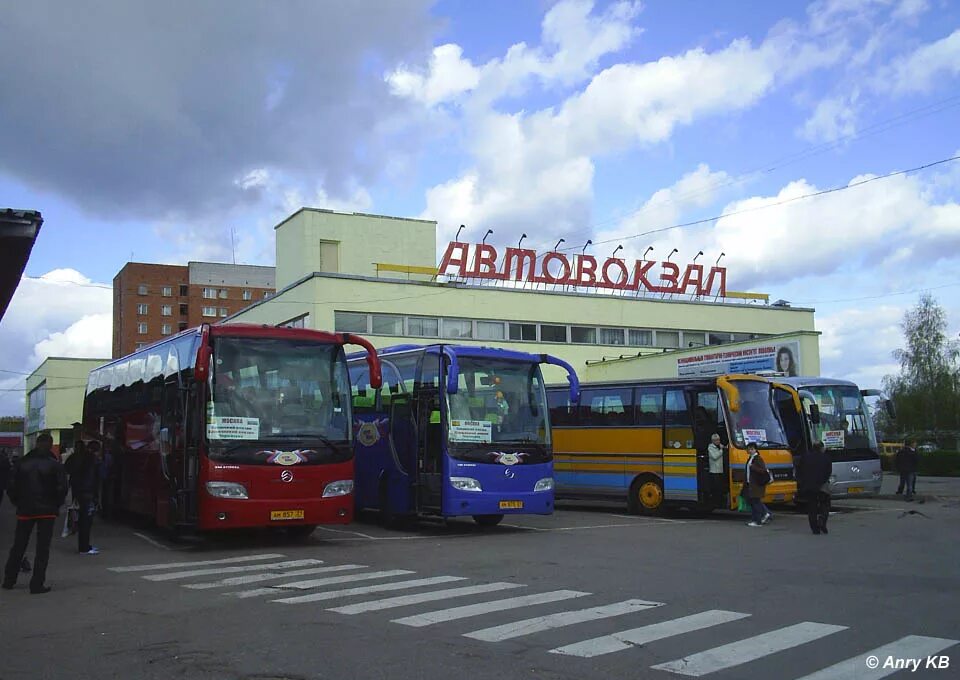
[664,389,693,448]
[547,389,574,426]
[636,387,664,426]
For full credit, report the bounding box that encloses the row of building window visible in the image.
[136,320,193,337]
[135,304,229,317]
[136,284,261,301]
[333,312,764,349]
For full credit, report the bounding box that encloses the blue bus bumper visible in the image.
[443,490,554,517]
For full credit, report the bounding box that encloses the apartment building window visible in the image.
[628,329,653,346]
[178,322,188,331]
[137,284,148,295]
[219,289,228,299]
[371,314,403,335]
[540,324,567,343]
[442,318,473,339]
[179,303,188,316]
[202,306,217,317]
[202,288,217,299]
[219,308,228,317]
[161,286,173,297]
[334,311,368,333]
[161,305,172,316]
[135,342,146,350]
[407,317,439,337]
[137,322,148,334]
[242,290,252,301]
[477,321,505,340]
[509,323,536,341]
[571,326,597,344]
[136,303,149,315]
[161,324,172,335]
[179,284,189,296]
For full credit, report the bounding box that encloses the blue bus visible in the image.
[346,344,579,526]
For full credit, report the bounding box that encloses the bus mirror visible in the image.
[195,346,212,383]
[809,403,821,425]
[885,400,897,419]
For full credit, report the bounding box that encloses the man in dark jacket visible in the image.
[66,440,101,554]
[2,433,68,593]
[0,447,10,509]
[799,441,833,534]
[896,441,919,500]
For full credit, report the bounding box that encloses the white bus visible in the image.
[777,377,893,498]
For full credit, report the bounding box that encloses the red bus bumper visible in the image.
[197,494,354,531]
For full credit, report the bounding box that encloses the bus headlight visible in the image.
[205,481,248,499]
[450,477,482,492]
[322,480,354,498]
[534,478,554,492]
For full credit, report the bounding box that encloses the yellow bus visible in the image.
[545,375,802,515]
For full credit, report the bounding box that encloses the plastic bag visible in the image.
[737,495,751,513]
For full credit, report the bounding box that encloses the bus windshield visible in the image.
[724,380,789,449]
[802,384,878,454]
[446,358,550,448]
[208,336,351,444]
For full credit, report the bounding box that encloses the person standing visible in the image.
[896,440,919,501]
[799,441,833,534]
[707,434,727,507]
[65,440,101,555]
[2,433,67,593]
[744,443,772,527]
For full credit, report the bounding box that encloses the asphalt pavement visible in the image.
[0,480,957,680]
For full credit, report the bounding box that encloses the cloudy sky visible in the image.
[2,0,959,415]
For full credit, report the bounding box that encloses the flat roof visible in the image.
[274,207,438,231]
[231,271,816,318]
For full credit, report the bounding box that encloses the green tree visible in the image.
[883,294,960,442]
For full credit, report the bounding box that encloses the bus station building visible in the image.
[25,357,108,454]
[226,208,820,383]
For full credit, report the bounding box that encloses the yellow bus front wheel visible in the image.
[628,476,664,516]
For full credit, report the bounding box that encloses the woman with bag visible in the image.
[744,443,772,527]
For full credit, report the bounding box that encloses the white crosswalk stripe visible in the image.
[392,590,590,628]
[550,610,750,658]
[271,576,469,605]
[184,564,367,590]
[652,622,849,676]
[329,582,525,615]
[464,599,664,642]
[107,553,286,572]
[792,635,959,680]
[230,569,417,599]
[143,558,323,581]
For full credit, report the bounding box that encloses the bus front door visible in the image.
[416,355,443,512]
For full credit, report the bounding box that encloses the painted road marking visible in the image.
[184,564,367,590]
[392,590,590,628]
[652,622,848,676]
[230,569,416,599]
[108,553,286,572]
[792,635,959,680]
[270,576,469,605]
[464,599,664,642]
[142,558,322,581]
[551,610,750,658]
[329,582,524,615]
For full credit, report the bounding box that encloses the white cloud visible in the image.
[387,0,641,107]
[29,314,112,367]
[800,92,859,142]
[891,0,930,21]
[886,28,960,94]
[0,270,112,415]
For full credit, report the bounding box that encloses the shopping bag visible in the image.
[737,495,751,513]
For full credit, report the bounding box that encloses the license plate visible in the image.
[499,500,523,510]
[847,487,863,494]
[270,510,305,521]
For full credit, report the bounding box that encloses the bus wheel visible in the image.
[287,525,317,541]
[473,514,504,528]
[628,476,663,516]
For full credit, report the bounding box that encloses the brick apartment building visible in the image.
[112,262,276,357]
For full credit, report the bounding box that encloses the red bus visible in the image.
[83,323,382,535]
